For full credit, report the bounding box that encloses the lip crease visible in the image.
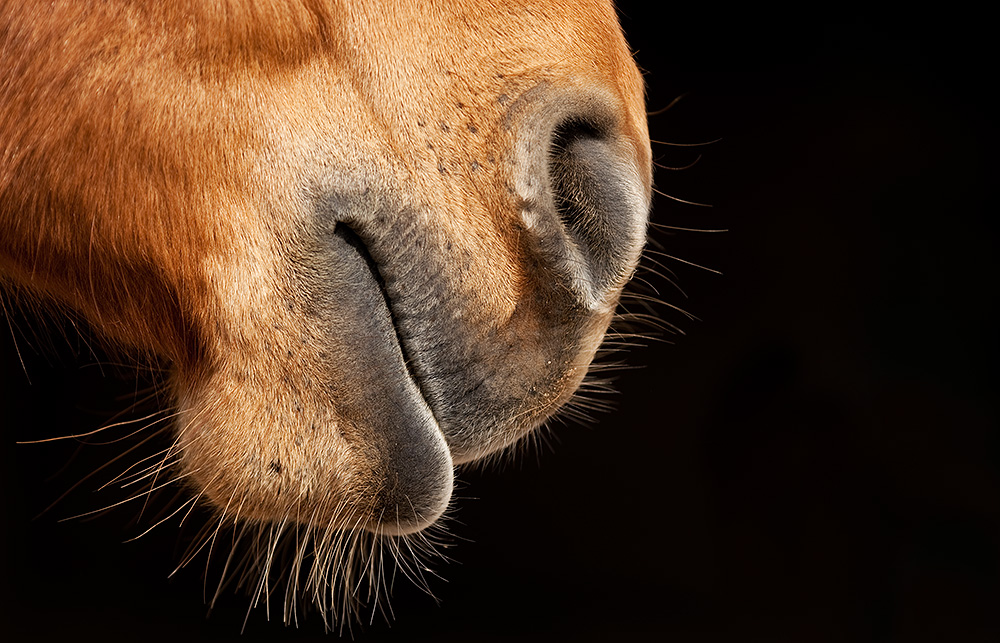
[331,222,440,430]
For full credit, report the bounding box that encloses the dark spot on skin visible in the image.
[293,400,302,413]
[488,156,496,165]
[496,73,504,79]
[456,101,464,109]
[446,241,453,251]
[417,118,426,127]
[470,161,479,171]
[295,435,303,447]
[440,121,449,132]
[438,160,446,174]
[468,124,478,134]
[497,93,509,104]
[270,460,282,475]
[426,141,434,150]
[287,349,293,358]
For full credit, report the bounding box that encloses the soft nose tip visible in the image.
[369,460,454,536]
[362,424,455,536]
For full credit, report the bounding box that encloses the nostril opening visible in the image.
[547,116,646,306]
[551,117,606,148]
[549,117,607,233]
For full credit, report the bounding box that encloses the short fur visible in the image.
[1,0,651,621]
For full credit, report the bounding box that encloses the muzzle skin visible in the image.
[0,0,651,584]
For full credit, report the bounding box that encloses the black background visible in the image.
[2,4,997,641]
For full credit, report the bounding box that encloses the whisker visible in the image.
[15,408,175,444]
[124,495,198,542]
[651,186,713,208]
[34,426,171,519]
[643,248,722,275]
[648,221,727,233]
[57,469,196,522]
[650,136,723,147]
[645,92,688,116]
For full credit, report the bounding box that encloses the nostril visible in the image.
[550,118,606,233]
[547,116,648,308]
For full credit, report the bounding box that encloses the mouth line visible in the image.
[331,222,439,429]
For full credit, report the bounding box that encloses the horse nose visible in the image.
[509,86,651,313]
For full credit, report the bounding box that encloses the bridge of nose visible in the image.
[334,0,650,191]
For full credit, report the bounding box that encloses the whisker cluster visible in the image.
[171,506,455,633]
[13,362,456,632]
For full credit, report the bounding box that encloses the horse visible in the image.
[0,0,651,624]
